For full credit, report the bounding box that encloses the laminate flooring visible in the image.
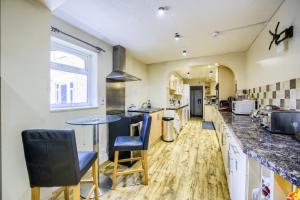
[54,118,229,200]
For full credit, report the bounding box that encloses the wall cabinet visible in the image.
[169,74,183,95]
[149,111,163,146]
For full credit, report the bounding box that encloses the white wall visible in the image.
[245,0,300,88]
[1,1,148,199]
[185,78,206,87]
[148,52,246,108]
[218,66,235,100]
[125,53,149,108]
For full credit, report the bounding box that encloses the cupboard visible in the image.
[212,106,299,200]
[149,111,163,146]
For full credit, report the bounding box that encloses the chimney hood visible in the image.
[106,45,141,82]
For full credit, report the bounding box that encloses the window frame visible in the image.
[50,37,98,111]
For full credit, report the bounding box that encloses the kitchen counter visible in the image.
[127,107,163,114]
[166,104,189,110]
[220,111,300,186]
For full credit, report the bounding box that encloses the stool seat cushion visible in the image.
[114,136,143,151]
[78,151,97,178]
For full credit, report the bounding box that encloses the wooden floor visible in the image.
[55,118,229,200]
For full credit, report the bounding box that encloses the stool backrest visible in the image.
[140,114,152,150]
[21,129,81,187]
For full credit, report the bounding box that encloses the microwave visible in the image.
[232,100,255,115]
[261,110,300,135]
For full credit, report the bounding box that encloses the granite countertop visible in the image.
[220,112,300,186]
[127,107,163,114]
[166,104,189,110]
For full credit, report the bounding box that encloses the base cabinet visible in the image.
[227,130,247,200]
[204,105,213,121]
[164,107,189,133]
[149,111,163,146]
[212,106,299,200]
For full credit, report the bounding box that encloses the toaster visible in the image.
[262,110,300,135]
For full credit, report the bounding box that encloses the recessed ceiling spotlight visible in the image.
[208,65,212,68]
[174,33,182,41]
[158,6,167,16]
[211,31,220,38]
[182,50,187,56]
[215,63,219,66]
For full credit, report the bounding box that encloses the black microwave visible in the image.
[263,111,300,135]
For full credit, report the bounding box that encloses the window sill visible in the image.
[50,105,99,112]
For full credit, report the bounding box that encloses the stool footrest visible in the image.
[117,168,144,176]
[118,157,142,163]
[80,180,94,184]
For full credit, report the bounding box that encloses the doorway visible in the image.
[190,86,203,117]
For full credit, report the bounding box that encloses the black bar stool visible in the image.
[112,114,152,189]
[21,129,99,200]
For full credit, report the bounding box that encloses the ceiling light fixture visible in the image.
[174,33,181,41]
[182,50,187,56]
[208,65,212,68]
[211,31,220,38]
[157,7,167,16]
[215,63,219,66]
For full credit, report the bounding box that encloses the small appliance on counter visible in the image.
[261,110,300,135]
[128,104,137,111]
[147,99,151,108]
[219,100,231,111]
[259,105,280,127]
[295,131,300,142]
[232,100,255,115]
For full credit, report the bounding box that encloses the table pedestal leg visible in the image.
[80,124,113,199]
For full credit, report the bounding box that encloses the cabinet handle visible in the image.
[228,154,230,174]
[236,160,238,171]
[229,157,233,174]
[232,146,239,155]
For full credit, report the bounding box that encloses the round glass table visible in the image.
[66,115,121,198]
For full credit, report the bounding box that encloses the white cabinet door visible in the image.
[229,135,247,200]
[204,105,213,121]
[222,125,229,177]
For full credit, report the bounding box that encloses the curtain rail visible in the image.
[51,26,106,53]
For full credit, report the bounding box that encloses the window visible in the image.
[50,37,97,110]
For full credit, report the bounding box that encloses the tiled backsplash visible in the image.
[237,78,300,110]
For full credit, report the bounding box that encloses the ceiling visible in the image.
[53,0,284,64]
[176,65,217,82]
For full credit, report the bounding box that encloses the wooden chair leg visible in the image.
[92,159,99,200]
[141,150,149,185]
[31,187,40,200]
[64,187,70,200]
[112,151,119,190]
[71,183,80,200]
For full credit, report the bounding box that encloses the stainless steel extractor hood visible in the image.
[106,45,141,82]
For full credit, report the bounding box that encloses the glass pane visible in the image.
[50,50,85,69]
[50,69,88,105]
